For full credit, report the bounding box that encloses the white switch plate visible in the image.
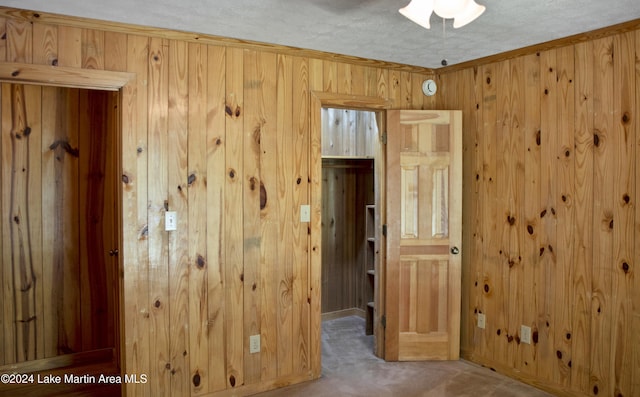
[300,205,310,223]
[521,325,532,344]
[165,211,177,231]
[249,334,260,354]
[477,313,486,329]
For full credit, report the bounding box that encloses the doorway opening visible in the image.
[0,84,122,395]
[320,107,384,358]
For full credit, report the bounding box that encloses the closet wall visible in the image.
[1,84,119,365]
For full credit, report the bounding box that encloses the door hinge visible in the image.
[382,224,387,237]
[381,132,387,145]
[381,314,386,329]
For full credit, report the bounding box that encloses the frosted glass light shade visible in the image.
[433,0,469,19]
[399,0,434,30]
[452,1,486,28]
[399,0,485,29]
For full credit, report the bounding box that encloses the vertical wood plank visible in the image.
[590,36,614,397]
[205,44,227,393]
[538,49,558,383]
[122,33,150,397]
[322,60,337,94]
[104,31,127,72]
[276,53,293,376]
[32,23,57,66]
[81,29,105,70]
[633,29,640,397]
[495,59,511,366]
[147,36,170,396]
[571,40,594,395]
[0,18,7,62]
[259,51,279,382]
[6,19,32,63]
[1,85,10,364]
[508,57,525,369]
[187,41,209,396]
[225,46,244,390]
[610,31,634,397]
[554,45,575,386]
[337,62,352,95]
[168,39,189,397]
[309,59,323,376]
[243,49,264,384]
[292,56,310,375]
[480,63,497,361]
[521,52,541,377]
[57,26,81,68]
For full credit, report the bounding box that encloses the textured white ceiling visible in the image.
[2,0,640,69]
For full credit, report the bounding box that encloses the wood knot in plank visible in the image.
[507,215,515,225]
[260,182,267,210]
[139,225,148,239]
[23,126,31,136]
[154,300,161,308]
[593,133,600,147]
[229,375,236,387]
[622,112,631,125]
[196,255,206,269]
[192,372,201,387]
[49,140,79,157]
[623,194,630,204]
[249,176,257,191]
[188,173,196,186]
[556,350,563,359]
[622,262,630,274]
[13,215,20,224]
[122,174,130,184]
[540,209,547,218]
[228,169,236,179]
[532,330,539,344]
[51,58,58,66]
[527,225,534,235]
[11,69,20,77]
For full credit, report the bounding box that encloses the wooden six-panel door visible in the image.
[385,110,462,361]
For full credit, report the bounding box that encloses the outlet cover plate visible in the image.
[521,325,532,344]
[477,313,486,329]
[249,334,260,354]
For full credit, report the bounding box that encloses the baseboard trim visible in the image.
[321,308,366,322]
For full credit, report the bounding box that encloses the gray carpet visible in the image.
[255,316,552,397]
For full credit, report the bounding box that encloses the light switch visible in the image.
[165,211,177,231]
[300,205,310,223]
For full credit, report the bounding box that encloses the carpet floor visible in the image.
[255,315,553,397]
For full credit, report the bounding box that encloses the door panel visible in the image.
[385,109,462,361]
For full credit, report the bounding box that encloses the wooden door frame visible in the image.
[309,92,392,371]
[0,62,134,384]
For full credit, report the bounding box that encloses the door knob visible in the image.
[450,246,460,255]
[109,249,119,257]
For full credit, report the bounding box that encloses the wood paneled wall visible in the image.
[321,159,374,314]
[0,6,434,396]
[0,85,118,365]
[437,29,640,397]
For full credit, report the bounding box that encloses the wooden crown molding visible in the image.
[0,6,435,75]
[437,18,640,74]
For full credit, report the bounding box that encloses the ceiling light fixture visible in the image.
[399,0,486,29]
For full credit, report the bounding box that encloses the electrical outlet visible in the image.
[249,334,261,354]
[477,313,486,329]
[521,325,531,344]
